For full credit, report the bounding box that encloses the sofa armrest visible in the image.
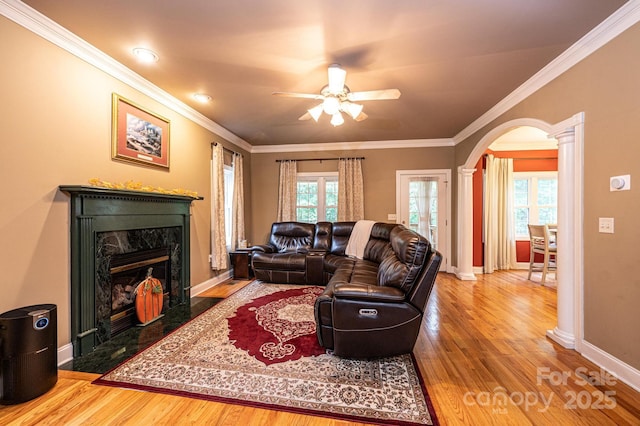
[333,283,405,303]
[305,251,325,285]
[249,244,276,253]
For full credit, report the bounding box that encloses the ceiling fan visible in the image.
[273,64,401,126]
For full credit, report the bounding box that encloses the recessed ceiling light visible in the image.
[132,47,159,64]
[193,93,212,103]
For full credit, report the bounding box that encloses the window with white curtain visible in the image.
[296,172,338,223]
[514,171,558,239]
[223,164,234,247]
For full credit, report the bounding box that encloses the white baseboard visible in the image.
[57,271,234,365]
[190,270,233,296]
[57,342,73,367]
[580,340,640,393]
[452,267,477,281]
[472,263,530,274]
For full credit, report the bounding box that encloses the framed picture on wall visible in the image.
[111,93,170,169]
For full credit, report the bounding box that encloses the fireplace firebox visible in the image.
[108,247,170,336]
[60,185,200,357]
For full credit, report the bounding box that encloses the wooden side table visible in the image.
[230,249,253,279]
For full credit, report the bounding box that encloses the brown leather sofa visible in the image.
[250,221,441,358]
[251,221,356,285]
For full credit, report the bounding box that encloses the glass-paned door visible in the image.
[397,170,449,271]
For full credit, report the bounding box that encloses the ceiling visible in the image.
[22,0,628,147]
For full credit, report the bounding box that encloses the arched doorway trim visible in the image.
[458,113,585,351]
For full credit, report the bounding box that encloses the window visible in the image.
[223,164,234,247]
[296,172,338,223]
[514,171,558,239]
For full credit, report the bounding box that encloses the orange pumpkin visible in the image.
[135,267,164,324]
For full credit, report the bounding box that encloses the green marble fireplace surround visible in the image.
[60,186,199,357]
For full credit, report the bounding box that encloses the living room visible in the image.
[1,1,640,424]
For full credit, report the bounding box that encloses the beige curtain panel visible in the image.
[338,158,364,221]
[210,143,228,270]
[231,153,245,250]
[276,160,298,221]
[483,155,516,273]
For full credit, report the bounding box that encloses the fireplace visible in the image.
[60,185,200,357]
[105,246,170,337]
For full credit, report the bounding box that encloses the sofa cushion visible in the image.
[329,258,379,287]
[377,227,431,292]
[251,251,306,271]
[330,221,356,255]
[323,253,352,275]
[268,222,315,252]
[363,223,397,263]
[313,221,333,251]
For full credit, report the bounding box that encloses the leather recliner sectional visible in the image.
[250,221,442,358]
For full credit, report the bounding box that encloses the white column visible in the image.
[546,128,576,348]
[456,167,477,280]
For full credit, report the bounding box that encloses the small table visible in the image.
[230,249,253,279]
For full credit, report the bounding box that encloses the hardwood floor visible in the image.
[2,272,639,425]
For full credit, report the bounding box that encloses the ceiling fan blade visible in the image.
[347,89,401,101]
[298,112,312,121]
[354,111,368,122]
[272,92,324,100]
[327,64,347,94]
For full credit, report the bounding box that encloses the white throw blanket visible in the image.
[345,220,376,259]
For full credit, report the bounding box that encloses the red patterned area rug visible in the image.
[94,282,439,425]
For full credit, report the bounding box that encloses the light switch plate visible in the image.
[387,213,397,221]
[598,217,614,233]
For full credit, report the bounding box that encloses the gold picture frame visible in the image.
[111,93,170,169]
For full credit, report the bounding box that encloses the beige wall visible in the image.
[0,17,249,347]
[4,6,639,375]
[453,23,640,369]
[249,147,454,245]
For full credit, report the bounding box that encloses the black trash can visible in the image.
[0,304,58,405]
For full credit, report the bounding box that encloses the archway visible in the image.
[457,114,585,351]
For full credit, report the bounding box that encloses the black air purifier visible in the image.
[0,304,58,405]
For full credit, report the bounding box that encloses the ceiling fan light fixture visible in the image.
[330,112,344,127]
[341,101,364,120]
[273,64,400,126]
[308,104,323,122]
[327,64,346,94]
[322,96,341,115]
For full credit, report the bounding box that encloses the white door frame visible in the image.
[457,114,584,352]
[396,169,452,273]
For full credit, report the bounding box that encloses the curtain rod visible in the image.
[275,157,365,163]
[212,142,242,157]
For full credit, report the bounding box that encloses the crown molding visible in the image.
[0,0,253,153]
[4,0,638,154]
[251,138,455,154]
[453,0,640,145]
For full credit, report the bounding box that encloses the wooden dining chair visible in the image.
[527,224,557,284]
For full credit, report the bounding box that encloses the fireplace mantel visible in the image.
[60,185,200,357]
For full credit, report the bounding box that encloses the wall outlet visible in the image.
[598,217,614,234]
